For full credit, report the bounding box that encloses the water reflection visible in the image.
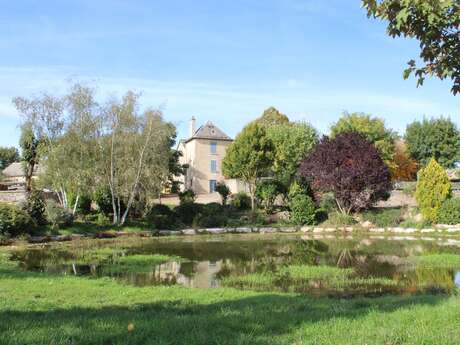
[9,234,460,297]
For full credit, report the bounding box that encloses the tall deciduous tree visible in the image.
[19,122,40,192]
[299,132,392,215]
[222,122,273,210]
[13,88,98,212]
[363,0,460,94]
[391,140,418,181]
[0,147,19,171]
[98,92,174,225]
[405,117,460,168]
[330,112,397,169]
[254,107,289,127]
[266,122,318,186]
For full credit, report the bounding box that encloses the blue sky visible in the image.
[0,0,459,148]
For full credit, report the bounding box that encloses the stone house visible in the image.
[177,117,248,195]
[0,162,42,203]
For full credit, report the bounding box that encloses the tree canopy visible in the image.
[253,107,289,127]
[363,0,460,94]
[13,82,176,225]
[299,132,392,214]
[0,147,19,171]
[18,122,40,192]
[222,122,273,210]
[267,122,318,185]
[330,112,397,168]
[405,117,460,168]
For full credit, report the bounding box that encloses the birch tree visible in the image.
[98,92,173,225]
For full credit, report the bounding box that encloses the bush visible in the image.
[95,213,111,226]
[68,193,92,215]
[179,190,196,204]
[318,192,336,213]
[362,208,405,227]
[231,192,251,211]
[438,198,460,225]
[21,190,46,226]
[94,187,113,216]
[289,194,316,226]
[202,202,224,216]
[215,182,230,205]
[146,204,177,230]
[45,201,74,229]
[0,202,35,237]
[322,212,357,227]
[193,214,228,228]
[415,158,452,223]
[256,180,283,214]
[174,202,202,226]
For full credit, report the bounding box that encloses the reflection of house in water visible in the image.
[154,260,224,288]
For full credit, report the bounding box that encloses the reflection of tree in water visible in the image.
[336,249,355,268]
[288,240,329,265]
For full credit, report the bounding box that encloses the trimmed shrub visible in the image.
[46,201,74,229]
[362,208,405,227]
[146,204,176,230]
[21,190,47,226]
[289,194,316,225]
[0,202,35,237]
[415,158,452,223]
[231,192,251,211]
[438,198,460,225]
[174,202,202,225]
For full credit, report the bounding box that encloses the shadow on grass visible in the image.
[0,288,448,345]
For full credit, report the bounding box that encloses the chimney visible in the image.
[189,116,196,137]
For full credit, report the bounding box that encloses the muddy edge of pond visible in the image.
[2,224,460,246]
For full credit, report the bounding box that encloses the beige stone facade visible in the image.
[178,118,248,195]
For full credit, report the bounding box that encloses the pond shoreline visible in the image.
[3,223,460,246]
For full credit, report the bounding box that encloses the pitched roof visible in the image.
[186,121,232,142]
[2,162,42,177]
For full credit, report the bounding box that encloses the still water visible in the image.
[9,233,460,297]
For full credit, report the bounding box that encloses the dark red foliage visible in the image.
[299,132,391,214]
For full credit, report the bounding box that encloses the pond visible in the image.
[8,233,460,298]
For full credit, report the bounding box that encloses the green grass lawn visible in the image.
[1,251,460,344]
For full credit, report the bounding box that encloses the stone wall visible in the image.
[0,190,27,204]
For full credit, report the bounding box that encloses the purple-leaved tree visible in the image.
[299,132,391,215]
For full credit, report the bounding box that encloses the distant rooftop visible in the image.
[186,121,232,142]
[2,162,42,177]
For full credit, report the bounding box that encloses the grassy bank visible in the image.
[1,250,460,344]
